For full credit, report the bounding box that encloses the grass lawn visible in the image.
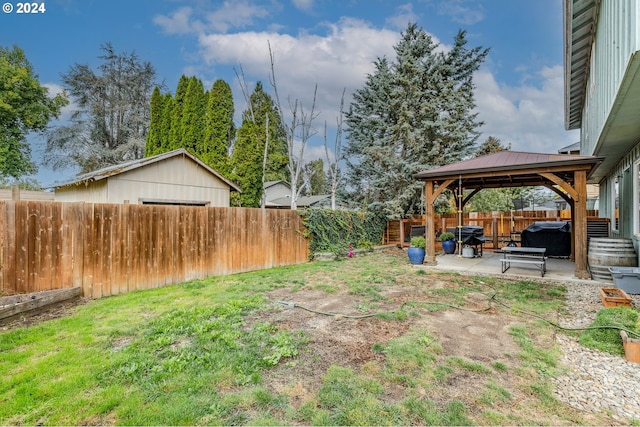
[0,249,617,425]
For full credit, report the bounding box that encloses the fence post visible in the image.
[11,185,19,201]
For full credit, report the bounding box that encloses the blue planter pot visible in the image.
[442,240,456,254]
[407,247,426,265]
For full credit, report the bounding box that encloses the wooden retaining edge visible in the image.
[0,288,82,321]
[620,330,640,364]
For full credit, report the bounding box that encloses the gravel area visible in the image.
[553,283,640,422]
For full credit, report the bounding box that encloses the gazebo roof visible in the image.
[413,151,602,189]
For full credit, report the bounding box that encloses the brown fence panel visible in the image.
[0,201,309,298]
[384,210,604,249]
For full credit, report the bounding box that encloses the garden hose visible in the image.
[276,281,640,340]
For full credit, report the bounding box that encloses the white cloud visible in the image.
[153,6,199,35]
[475,65,580,153]
[156,8,577,161]
[43,83,75,121]
[197,17,399,121]
[292,0,314,12]
[437,0,485,25]
[385,3,420,30]
[153,1,271,35]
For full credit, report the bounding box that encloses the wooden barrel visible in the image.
[588,238,638,282]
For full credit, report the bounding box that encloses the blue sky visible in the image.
[1,0,578,186]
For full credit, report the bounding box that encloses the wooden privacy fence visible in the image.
[385,210,605,248]
[0,201,309,299]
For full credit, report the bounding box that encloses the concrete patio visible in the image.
[422,249,609,285]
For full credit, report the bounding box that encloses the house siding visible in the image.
[582,0,640,155]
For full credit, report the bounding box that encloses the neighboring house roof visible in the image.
[267,195,330,208]
[264,180,289,189]
[53,148,241,192]
[558,142,580,154]
[563,0,599,130]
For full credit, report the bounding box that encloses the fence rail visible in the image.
[385,210,606,248]
[0,201,309,299]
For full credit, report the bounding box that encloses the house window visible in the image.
[612,176,620,231]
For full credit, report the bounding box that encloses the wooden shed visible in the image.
[54,148,241,206]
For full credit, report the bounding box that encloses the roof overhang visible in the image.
[413,151,603,190]
[564,0,599,130]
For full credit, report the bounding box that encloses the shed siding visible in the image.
[581,0,640,155]
[105,156,231,205]
[55,180,108,203]
[54,155,232,206]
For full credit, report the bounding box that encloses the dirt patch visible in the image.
[0,296,89,331]
[246,250,617,425]
[255,284,522,396]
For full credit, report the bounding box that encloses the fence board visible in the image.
[50,202,62,292]
[0,201,309,298]
[16,202,28,294]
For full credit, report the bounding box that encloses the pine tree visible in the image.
[145,86,164,156]
[203,79,235,175]
[475,136,510,157]
[345,24,488,217]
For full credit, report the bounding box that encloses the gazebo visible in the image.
[413,151,602,279]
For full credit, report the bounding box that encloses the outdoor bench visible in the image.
[500,247,547,277]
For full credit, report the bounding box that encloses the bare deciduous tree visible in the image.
[268,42,320,210]
[324,89,346,210]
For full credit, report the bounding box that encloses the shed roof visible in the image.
[267,194,330,208]
[54,148,241,192]
[413,151,602,188]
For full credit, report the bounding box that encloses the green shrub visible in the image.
[439,232,455,242]
[410,236,426,248]
[302,208,387,255]
[579,306,640,356]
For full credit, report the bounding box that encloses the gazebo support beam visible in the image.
[573,170,589,278]
[424,179,455,263]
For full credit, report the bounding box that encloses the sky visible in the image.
[1,0,579,187]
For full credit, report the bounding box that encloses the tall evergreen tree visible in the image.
[345,24,488,217]
[246,82,288,181]
[203,79,235,175]
[181,76,206,154]
[145,86,164,156]
[475,136,510,157]
[231,120,263,207]
[229,81,288,207]
[158,93,174,154]
[168,75,189,150]
[302,159,326,195]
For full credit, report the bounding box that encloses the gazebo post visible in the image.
[424,180,436,264]
[573,170,590,278]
